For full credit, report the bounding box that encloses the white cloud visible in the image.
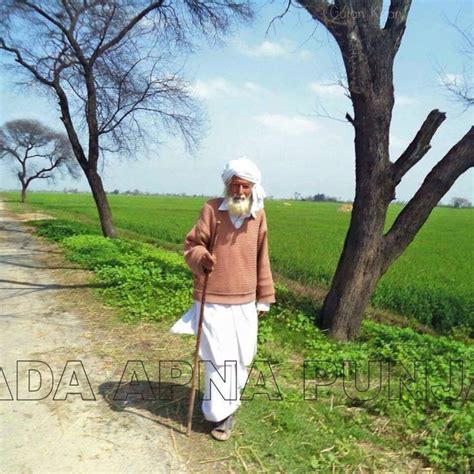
[395,95,416,106]
[253,41,287,57]
[244,81,263,92]
[298,50,313,60]
[190,78,270,100]
[309,81,348,100]
[254,113,319,136]
[191,78,236,99]
[239,40,311,60]
[390,134,408,149]
[439,73,462,86]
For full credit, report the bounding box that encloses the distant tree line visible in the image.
[293,192,343,202]
[109,189,211,198]
[292,191,472,208]
[451,197,472,208]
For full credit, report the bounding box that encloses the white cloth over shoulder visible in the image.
[221,157,265,216]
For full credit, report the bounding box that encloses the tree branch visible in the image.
[384,126,474,264]
[23,1,88,68]
[91,4,117,59]
[440,70,474,110]
[96,56,146,133]
[345,112,355,126]
[0,146,22,163]
[53,81,88,169]
[383,0,412,53]
[266,0,292,35]
[392,109,446,183]
[0,39,54,86]
[93,1,165,60]
[25,158,64,185]
[296,0,344,36]
[52,43,79,79]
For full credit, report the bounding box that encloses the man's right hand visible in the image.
[201,252,217,273]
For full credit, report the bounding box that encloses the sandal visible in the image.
[210,415,234,441]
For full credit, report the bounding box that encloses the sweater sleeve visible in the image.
[184,202,213,276]
[256,210,276,303]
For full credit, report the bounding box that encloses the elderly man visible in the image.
[171,157,275,441]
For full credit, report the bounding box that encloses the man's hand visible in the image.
[201,251,217,273]
[256,302,270,319]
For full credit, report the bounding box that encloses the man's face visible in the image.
[229,176,253,201]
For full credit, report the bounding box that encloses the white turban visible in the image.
[221,157,266,215]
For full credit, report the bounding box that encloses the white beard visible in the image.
[225,194,252,217]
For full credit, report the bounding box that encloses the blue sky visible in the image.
[1,0,473,203]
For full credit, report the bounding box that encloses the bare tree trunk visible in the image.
[321,244,384,341]
[56,86,117,239]
[321,96,394,340]
[85,169,117,238]
[320,200,388,340]
[20,185,27,203]
[18,173,28,203]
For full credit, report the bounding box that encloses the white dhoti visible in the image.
[170,300,258,422]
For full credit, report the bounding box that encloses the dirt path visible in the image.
[0,202,188,473]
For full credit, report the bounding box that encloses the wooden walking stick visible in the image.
[186,220,221,435]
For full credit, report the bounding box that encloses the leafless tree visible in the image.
[0,0,252,237]
[279,0,474,340]
[0,119,79,203]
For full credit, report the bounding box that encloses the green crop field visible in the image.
[3,191,473,332]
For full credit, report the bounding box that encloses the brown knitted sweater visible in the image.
[184,198,275,305]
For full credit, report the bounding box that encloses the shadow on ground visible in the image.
[99,381,214,436]
[0,278,106,290]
